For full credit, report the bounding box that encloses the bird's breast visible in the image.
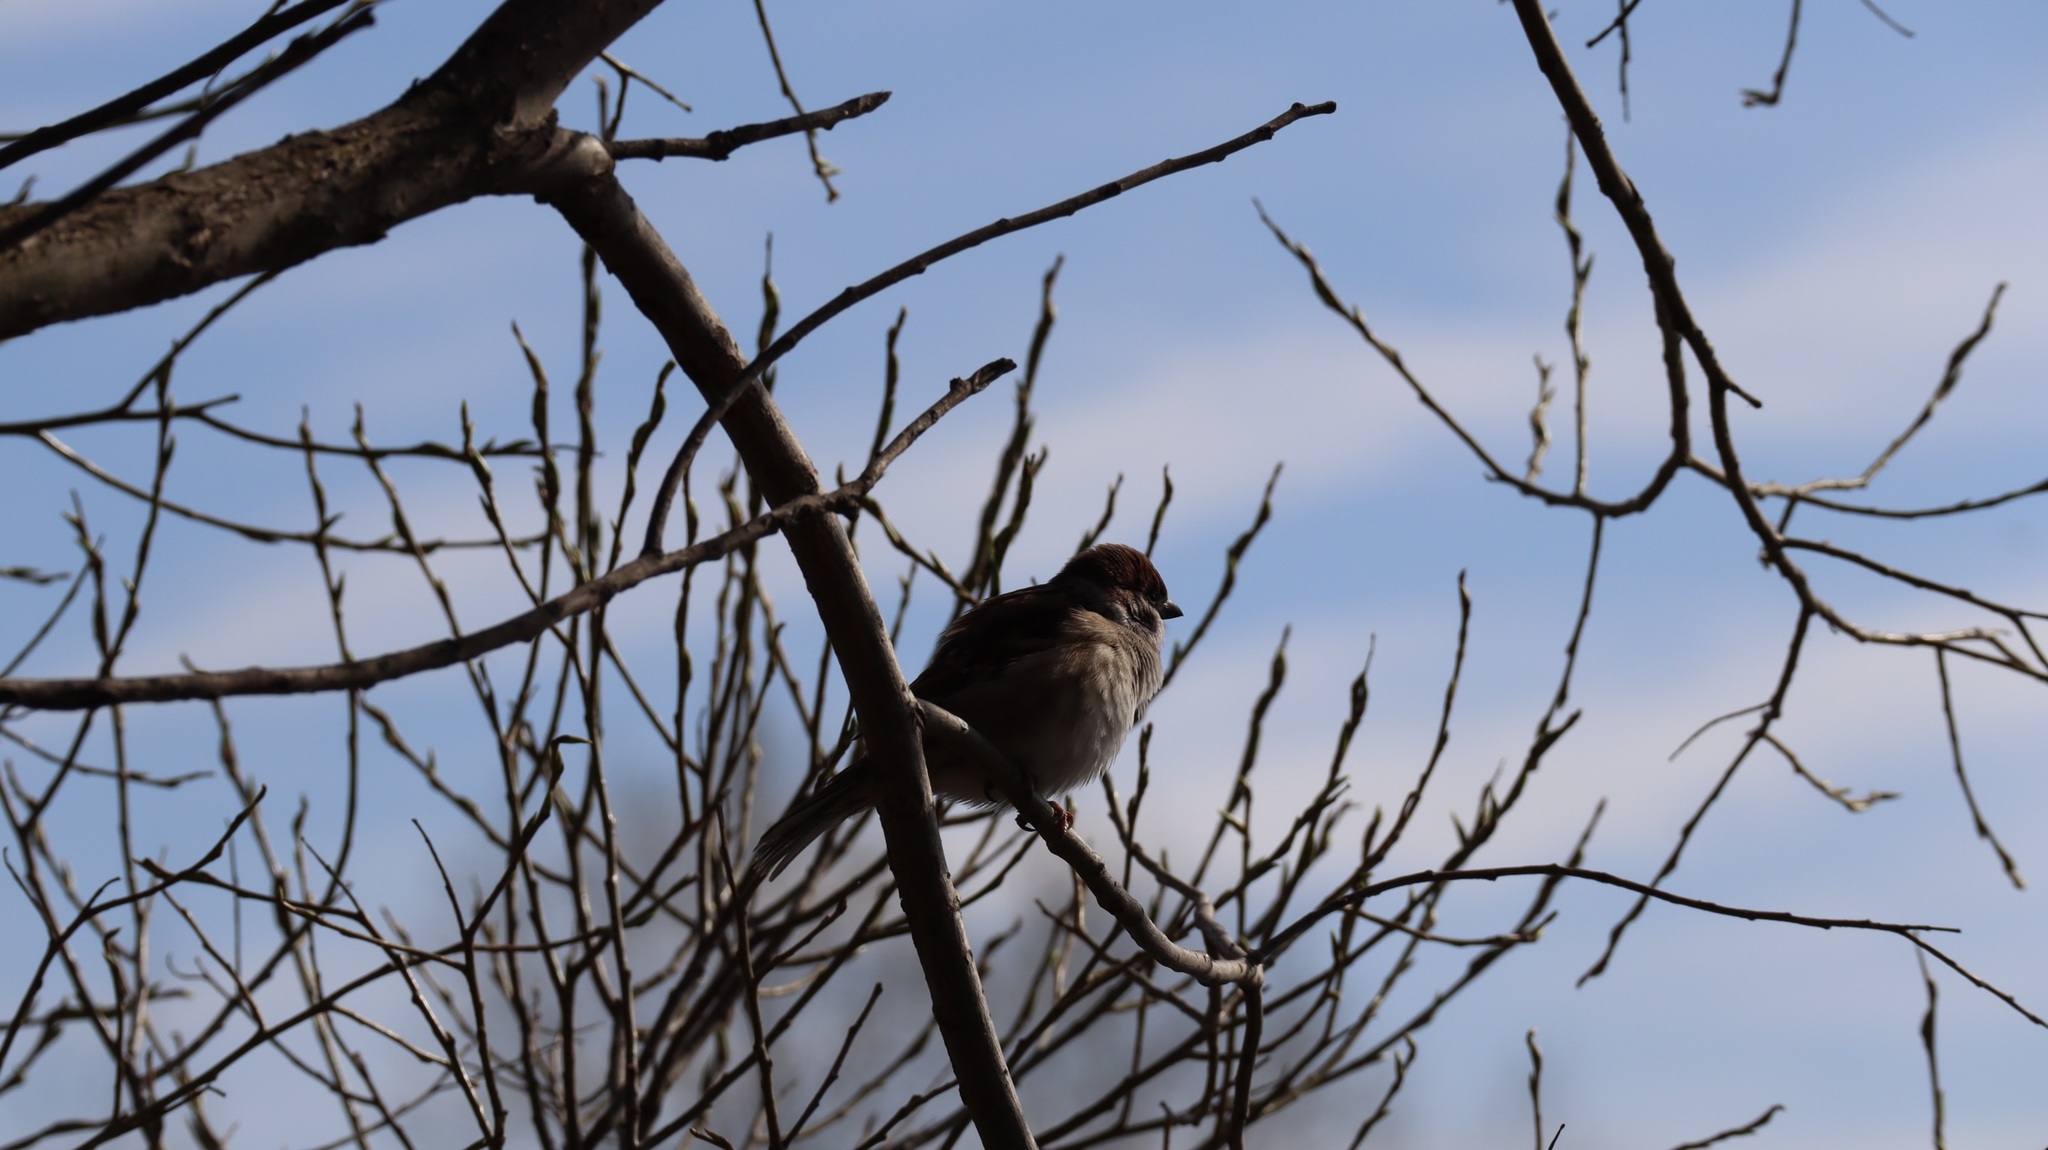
[926,621,1161,801]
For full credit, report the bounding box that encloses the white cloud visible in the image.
[1686,101,2048,449]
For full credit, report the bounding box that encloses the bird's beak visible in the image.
[1161,600,1184,620]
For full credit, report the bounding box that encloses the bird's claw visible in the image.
[1014,799,1074,834]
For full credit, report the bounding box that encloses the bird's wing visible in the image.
[911,584,1086,704]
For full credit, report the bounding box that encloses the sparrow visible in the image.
[752,542,1182,879]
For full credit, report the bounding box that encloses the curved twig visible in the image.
[639,99,1337,554]
[926,698,2044,1046]
[1258,202,1691,519]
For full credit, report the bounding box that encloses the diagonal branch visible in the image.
[925,696,2048,1088]
[1505,2,2048,690]
[919,702,1259,989]
[541,156,1037,1150]
[1258,202,1689,519]
[0,360,1005,712]
[640,99,1336,553]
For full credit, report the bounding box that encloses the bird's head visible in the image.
[1055,543,1183,633]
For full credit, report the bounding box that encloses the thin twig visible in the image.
[0,0,353,170]
[609,92,891,162]
[639,100,1333,554]
[0,9,376,251]
[0,362,1010,710]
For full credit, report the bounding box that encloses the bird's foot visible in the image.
[1013,799,1074,834]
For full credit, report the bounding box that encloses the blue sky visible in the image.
[4,2,2048,1146]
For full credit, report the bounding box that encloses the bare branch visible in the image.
[0,0,353,170]
[1915,955,1947,1150]
[0,9,377,251]
[0,362,1005,711]
[1740,0,1804,108]
[608,91,892,162]
[0,0,670,337]
[1273,863,1959,952]
[1667,1104,1785,1150]
[547,165,1037,1150]
[641,100,1334,554]
[1934,650,2025,889]
[748,0,843,199]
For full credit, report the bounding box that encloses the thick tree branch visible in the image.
[539,152,1036,1150]
[419,0,668,129]
[0,10,378,253]
[0,0,667,338]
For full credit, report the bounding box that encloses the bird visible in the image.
[751,542,1183,879]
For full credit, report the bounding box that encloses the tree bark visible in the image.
[0,0,663,339]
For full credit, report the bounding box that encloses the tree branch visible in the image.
[641,99,1336,554]
[541,156,1037,1150]
[0,9,378,252]
[0,0,354,171]
[919,702,1260,988]
[0,0,667,338]
[608,91,891,162]
[0,359,1005,711]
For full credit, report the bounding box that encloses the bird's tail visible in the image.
[751,760,874,880]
